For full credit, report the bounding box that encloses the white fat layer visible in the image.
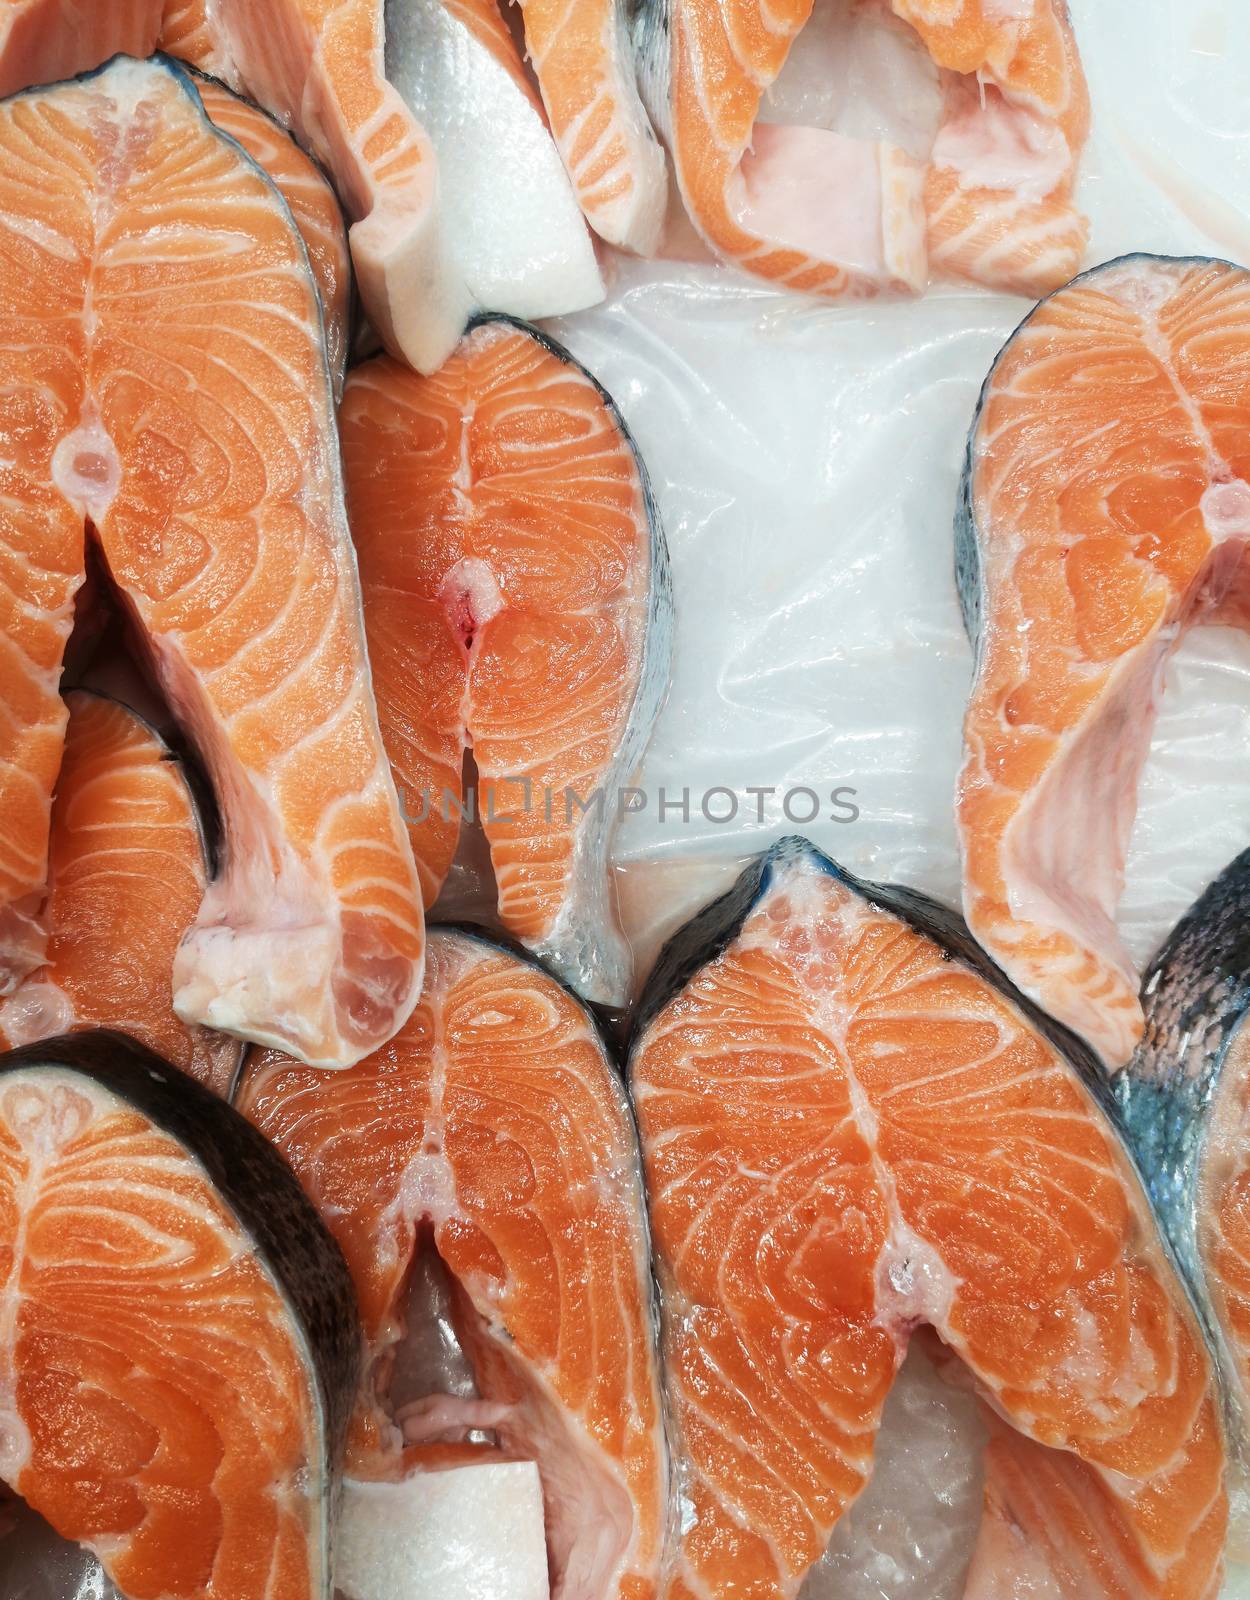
[931,80,1071,203]
[386,0,603,318]
[335,1465,550,1600]
[47,62,159,532]
[364,935,483,1400]
[0,1071,121,1483]
[762,0,943,162]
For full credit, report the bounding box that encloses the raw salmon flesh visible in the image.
[238,927,669,1600]
[340,316,671,1007]
[0,54,423,1068]
[631,0,1089,296]
[189,70,351,396]
[631,837,1227,1599]
[0,3,1239,1596]
[958,254,1250,1072]
[0,691,240,1094]
[0,1028,358,1599]
[518,0,668,254]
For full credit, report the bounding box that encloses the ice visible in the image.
[0,1496,122,1600]
[1227,1564,1250,1600]
[802,1341,986,1600]
[334,1464,549,1600]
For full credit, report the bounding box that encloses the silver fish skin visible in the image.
[1116,847,1250,1447]
[627,0,673,150]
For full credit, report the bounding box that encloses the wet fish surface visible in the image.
[0,1028,359,1599]
[1119,850,1250,1486]
[957,252,1250,1072]
[340,316,672,1007]
[630,0,1089,295]
[630,835,1227,1599]
[0,691,241,1094]
[517,0,668,253]
[189,69,352,395]
[238,925,670,1600]
[0,54,424,1067]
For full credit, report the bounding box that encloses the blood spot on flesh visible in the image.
[438,559,505,654]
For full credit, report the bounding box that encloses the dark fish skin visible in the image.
[0,1029,361,1463]
[634,834,1113,1118]
[1116,850,1250,1398]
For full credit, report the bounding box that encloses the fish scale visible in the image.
[1119,851,1250,1495]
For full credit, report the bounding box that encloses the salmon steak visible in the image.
[340,318,671,1007]
[897,0,1090,295]
[0,691,240,1094]
[631,0,1088,297]
[629,836,1228,1599]
[1119,850,1250,1529]
[238,927,669,1599]
[0,54,423,1068]
[517,0,668,253]
[0,1028,359,1599]
[957,253,1250,1072]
